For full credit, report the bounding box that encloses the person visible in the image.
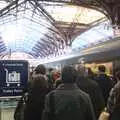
[33,64,47,78]
[47,68,54,89]
[55,79,62,88]
[87,67,97,80]
[42,66,96,120]
[105,70,120,120]
[14,88,28,120]
[53,70,62,88]
[29,64,48,88]
[24,75,49,120]
[76,67,105,119]
[95,65,113,104]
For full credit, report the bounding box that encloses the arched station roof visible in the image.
[0,0,120,59]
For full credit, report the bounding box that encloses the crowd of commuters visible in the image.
[14,64,120,120]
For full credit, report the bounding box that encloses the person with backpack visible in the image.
[42,66,96,120]
[76,68,105,119]
[99,70,120,120]
[107,70,120,120]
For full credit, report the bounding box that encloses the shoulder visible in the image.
[75,88,91,103]
[46,90,56,98]
[88,78,100,88]
[110,82,120,95]
[114,81,120,88]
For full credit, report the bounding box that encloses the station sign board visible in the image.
[0,60,29,97]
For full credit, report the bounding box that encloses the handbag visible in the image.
[98,111,110,120]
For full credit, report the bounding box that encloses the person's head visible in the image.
[87,67,95,77]
[98,65,106,73]
[34,64,46,75]
[32,76,48,91]
[76,64,85,76]
[62,66,77,83]
[52,70,61,81]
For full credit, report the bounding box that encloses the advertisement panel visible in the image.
[0,60,28,96]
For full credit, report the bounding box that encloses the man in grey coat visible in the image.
[42,66,96,120]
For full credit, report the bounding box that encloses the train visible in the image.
[43,37,120,75]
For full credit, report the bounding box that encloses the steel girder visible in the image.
[33,45,49,56]
[37,0,120,26]
[0,0,117,59]
[97,0,120,26]
[0,0,61,58]
[29,0,67,40]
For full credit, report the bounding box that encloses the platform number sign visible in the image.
[0,60,28,96]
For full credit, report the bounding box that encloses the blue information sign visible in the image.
[0,60,29,96]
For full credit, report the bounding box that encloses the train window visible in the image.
[85,62,113,76]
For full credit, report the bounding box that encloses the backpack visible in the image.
[14,93,28,120]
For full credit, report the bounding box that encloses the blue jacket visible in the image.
[95,74,113,104]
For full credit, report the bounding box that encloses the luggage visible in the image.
[98,111,110,120]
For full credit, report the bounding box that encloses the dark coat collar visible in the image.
[57,83,78,90]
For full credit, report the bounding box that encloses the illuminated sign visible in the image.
[0,60,28,96]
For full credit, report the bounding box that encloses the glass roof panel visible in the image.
[42,4,106,24]
[72,21,114,49]
[0,1,9,10]
[0,1,54,56]
[0,1,109,59]
[0,18,49,52]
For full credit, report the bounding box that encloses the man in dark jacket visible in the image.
[42,66,96,120]
[76,75,105,119]
[95,65,113,104]
[24,76,49,120]
[106,70,120,120]
[24,64,49,120]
